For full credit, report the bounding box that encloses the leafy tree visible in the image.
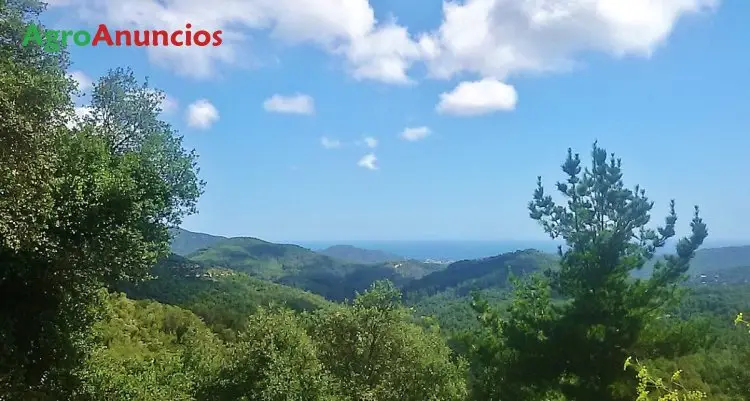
[82,66,203,228]
[117,256,333,337]
[624,358,707,401]
[470,143,708,400]
[620,313,750,401]
[0,0,73,260]
[309,281,468,401]
[198,308,333,401]
[78,291,223,401]
[0,1,203,396]
[1,0,80,395]
[734,313,750,331]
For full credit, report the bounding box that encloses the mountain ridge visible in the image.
[169,228,227,256]
[173,232,439,300]
[317,244,406,264]
[170,229,750,302]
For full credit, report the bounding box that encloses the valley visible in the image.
[3,1,750,400]
[142,229,750,340]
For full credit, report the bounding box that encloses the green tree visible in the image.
[735,313,750,331]
[82,67,203,230]
[471,143,708,400]
[198,308,333,401]
[0,0,73,254]
[0,2,203,396]
[1,0,81,396]
[624,358,707,401]
[78,292,223,401]
[310,281,468,401]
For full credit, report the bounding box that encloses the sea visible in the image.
[295,240,562,262]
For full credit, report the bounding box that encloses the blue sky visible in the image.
[46,0,748,242]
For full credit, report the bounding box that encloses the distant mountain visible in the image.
[688,264,750,286]
[318,244,405,264]
[301,240,562,261]
[403,249,558,298]
[117,253,333,332]
[682,245,750,285]
[689,245,750,274]
[184,236,418,300]
[187,236,358,280]
[632,245,750,281]
[169,228,226,256]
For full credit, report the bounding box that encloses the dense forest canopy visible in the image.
[1,1,749,400]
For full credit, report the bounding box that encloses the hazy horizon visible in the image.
[176,227,750,261]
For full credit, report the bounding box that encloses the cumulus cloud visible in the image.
[421,0,717,114]
[65,106,93,129]
[160,93,179,114]
[49,0,423,82]
[400,126,431,142]
[363,136,377,148]
[321,136,342,149]
[422,0,718,80]
[437,78,517,116]
[355,136,378,148]
[186,99,219,129]
[263,94,315,115]
[357,153,378,170]
[344,23,422,84]
[69,70,93,92]
[50,0,718,110]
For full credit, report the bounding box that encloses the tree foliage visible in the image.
[469,143,708,400]
[309,281,468,401]
[199,308,332,401]
[0,1,202,397]
[78,292,223,401]
[4,1,750,400]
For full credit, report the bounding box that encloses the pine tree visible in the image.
[470,142,708,401]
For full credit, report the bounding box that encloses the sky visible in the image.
[43,0,749,242]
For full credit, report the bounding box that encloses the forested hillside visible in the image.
[169,228,227,256]
[179,234,445,300]
[317,244,406,264]
[116,254,334,336]
[629,245,750,280]
[690,245,750,275]
[403,249,558,297]
[2,2,749,401]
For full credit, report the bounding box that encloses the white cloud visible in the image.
[400,126,431,142]
[51,0,718,107]
[357,153,378,170]
[51,0,422,82]
[344,23,422,84]
[160,93,179,114]
[74,106,92,118]
[437,78,517,116]
[69,70,93,92]
[64,106,93,129]
[320,136,341,149]
[421,0,717,114]
[422,0,718,81]
[263,94,315,115]
[186,99,219,129]
[355,136,378,148]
